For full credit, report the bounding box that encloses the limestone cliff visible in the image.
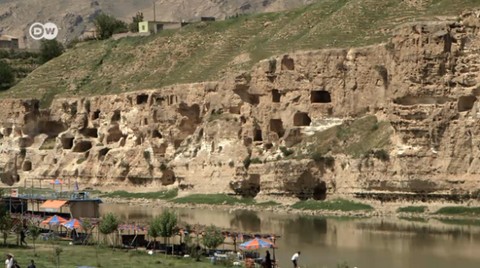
[1,11,480,201]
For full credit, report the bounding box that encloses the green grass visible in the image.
[101,189,178,200]
[397,206,427,213]
[172,194,256,205]
[435,206,480,216]
[0,240,216,268]
[291,199,374,212]
[2,0,477,105]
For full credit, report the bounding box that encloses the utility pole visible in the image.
[153,0,156,22]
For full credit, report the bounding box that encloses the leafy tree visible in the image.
[129,12,144,32]
[148,216,161,249]
[99,213,119,248]
[28,223,41,255]
[0,61,14,90]
[158,210,177,255]
[39,39,64,63]
[0,212,13,245]
[202,225,224,253]
[94,13,128,40]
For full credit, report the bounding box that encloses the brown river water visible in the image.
[100,204,480,268]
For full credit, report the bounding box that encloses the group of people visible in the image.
[5,254,36,268]
[261,250,301,268]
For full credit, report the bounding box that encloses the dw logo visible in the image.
[29,22,58,40]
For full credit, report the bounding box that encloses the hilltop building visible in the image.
[0,34,19,49]
[138,21,186,34]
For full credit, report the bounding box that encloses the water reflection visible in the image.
[100,204,480,268]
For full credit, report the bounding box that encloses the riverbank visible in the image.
[100,192,480,223]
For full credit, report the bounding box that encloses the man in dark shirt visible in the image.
[27,259,36,268]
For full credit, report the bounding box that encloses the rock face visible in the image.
[1,11,480,201]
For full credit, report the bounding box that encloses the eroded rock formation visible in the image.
[1,11,480,201]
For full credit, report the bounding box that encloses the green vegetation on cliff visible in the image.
[296,116,393,159]
[397,206,427,213]
[1,0,478,106]
[100,189,178,200]
[435,206,480,216]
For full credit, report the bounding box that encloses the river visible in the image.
[100,204,480,268]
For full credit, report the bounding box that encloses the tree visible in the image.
[0,61,14,90]
[0,212,13,245]
[80,218,95,245]
[148,216,161,249]
[158,210,177,255]
[129,12,144,32]
[39,39,64,63]
[94,13,128,40]
[202,225,224,253]
[54,246,63,268]
[99,213,119,248]
[28,223,41,255]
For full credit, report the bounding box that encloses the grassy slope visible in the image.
[1,0,479,105]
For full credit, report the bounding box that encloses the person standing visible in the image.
[20,229,27,246]
[5,254,13,268]
[27,260,36,268]
[264,250,272,268]
[291,251,300,268]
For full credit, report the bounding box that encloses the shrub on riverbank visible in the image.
[435,206,480,216]
[291,199,373,212]
[397,206,426,213]
[172,194,255,205]
[101,189,178,200]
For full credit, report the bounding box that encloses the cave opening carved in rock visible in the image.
[72,140,92,153]
[230,174,260,198]
[253,128,263,142]
[137,94,149,105]
[311,90,331,103]
[272,89,281,103]
[270,119,285,139]
[81,128,98,138]
[458,95,477,112]
[61,136,74,150]
[106,125,126,144]
[281,55,294,71]
[111,110,121,122]
[22,161,32,171]
[160,169,176,186]
[293,112,311,126]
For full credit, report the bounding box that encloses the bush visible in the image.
[280,146,294,157]
[94,13,128,40]
[39,39,64,63]
[250,158,262,164]
[0,60,14,90]
[373,149,389,161]
[243,156,251,169]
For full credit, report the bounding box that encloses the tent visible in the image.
[41,215,67,225]
[62,218,82,230]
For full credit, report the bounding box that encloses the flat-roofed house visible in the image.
[0,35,19,49]
[138,21,183,34]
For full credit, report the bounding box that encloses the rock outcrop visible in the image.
[1,11,480,201]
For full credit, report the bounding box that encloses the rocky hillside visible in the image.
[0,1,480,202]
[0,0,315,48]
